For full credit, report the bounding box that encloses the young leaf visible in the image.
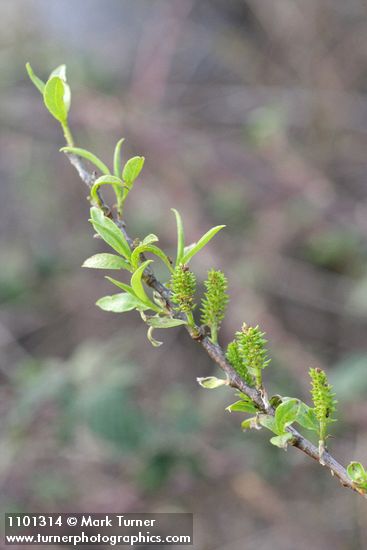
[183,243,196,257]
[96,293,145,313]
[147,326,163,347]
[241,417,261,430]
[197,376,228,389]
[60,147,110,175]
[146,317,187,329]
[269,395,283,409]
[171,208,185,266]
[130,260,162,312]
[123,156,145,185]
[181,225,226,264]
[113,138,125,177]
[105,276,138,295]
[296,402,319,432]
[91,219,130,258]
[90,175,125,205]
[258,414,279,434]
[347,462,367,487]
[270,433,294,449]
[225,400,258,414]
[131,244,174,273]
[275,398,301,434]
[89,207,131,259]
[82,253,131,271]
[43,76,69,123]
[48,64,71,111]
[105,277,157,313]
[49,64,67,80]
[90,206,106,226]
[142,234,159,245]
[26,62,45,94]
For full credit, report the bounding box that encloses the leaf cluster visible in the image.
[347,462,367,492]
[27,64,145,217]
[84,207,226,344]
[224,395,319,449]
[27,63,72,143]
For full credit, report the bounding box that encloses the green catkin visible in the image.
[200,269,229,343]
[309,367,337,460]
[171,264,196,325]
[226,340,253,386]
[226,324,270,388]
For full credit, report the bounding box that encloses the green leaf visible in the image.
[48,65,71,110]
[183,243,196,257]
[296,402,319,432]
[90,205,107,226]
[43,76,69,123]
[181,225,226,264]
[130,259,152,302]
[91,219,130,259]
[241,417,260,430]
[142,234,159,245]
[90,175,125,205]
[225,399,258,414]
[113,138,125,177]
[275,398,301,434]
[122,156,145,185]
[131,244,173,273]
[60,147,110,175]
[258,414,279,434]
[146,317,187,329]
[347,462,367,486]
[104,278,151,312]
[82,253,131,271]
[89,207,131,259]
[130,260,162,312]
[197,376,228,389]
[147,326,163,347]
[26,62,45,94]
[96,293,145,313]
[270,433,293,449]
[105,277,141,299]
[269,395,283,409]
[49,64,67,80]
[171,209,185,266]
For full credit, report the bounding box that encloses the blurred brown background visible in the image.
[1,0,367,548]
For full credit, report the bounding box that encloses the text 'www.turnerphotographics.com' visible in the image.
[5,513,193,546]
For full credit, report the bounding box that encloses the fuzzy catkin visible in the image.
[226,340,253,385]
[200,269,228,329]
[226,324,270,387]
[171,264,196,313]
[309,368,337,425]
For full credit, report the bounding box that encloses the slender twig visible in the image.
[63,151,366,498]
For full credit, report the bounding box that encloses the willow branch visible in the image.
[63,151,366,499]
